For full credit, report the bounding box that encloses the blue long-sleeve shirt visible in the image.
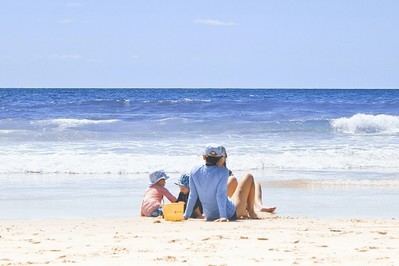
[184,164,236,221]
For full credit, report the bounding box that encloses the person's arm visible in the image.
[163,187,177,202]
[184,174,198,219]
[216,169,229,219]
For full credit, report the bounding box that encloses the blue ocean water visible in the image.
[1,88,399,219]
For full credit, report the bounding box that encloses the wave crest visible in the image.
[331,114,399,134]
[35,118,120,129]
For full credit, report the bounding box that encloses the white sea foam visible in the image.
[0,129,26,134]
[1,142,398,180]
[34,118,120,129]
[157,117,188,122]
[331,113,399,134]
[163,98,211,103]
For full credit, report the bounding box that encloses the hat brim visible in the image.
[149,176,167,185]
[175,182,188,188]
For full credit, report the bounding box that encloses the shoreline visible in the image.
[2,173,399,221]
[1,216,399,265]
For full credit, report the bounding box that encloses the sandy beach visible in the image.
[1,215,398,266]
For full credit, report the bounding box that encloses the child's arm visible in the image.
[163,187,177,203]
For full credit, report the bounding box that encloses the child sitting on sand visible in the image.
[175,173,203,218]
[140,170,177,217]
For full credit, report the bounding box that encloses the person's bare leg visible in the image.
[231,173,258,219]
[227,175,238,197]
[246,175,258,218]
[255,182,276,213]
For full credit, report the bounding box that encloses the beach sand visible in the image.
[1,215,398,265]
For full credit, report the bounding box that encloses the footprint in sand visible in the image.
[155,256,177,262]
[356,246,379,252]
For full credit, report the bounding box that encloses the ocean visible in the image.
[1,88,399,220]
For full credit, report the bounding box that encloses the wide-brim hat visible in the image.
[149,170,169,185]
[175,173,189,188]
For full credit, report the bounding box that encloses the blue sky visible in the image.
[1,0,398,88]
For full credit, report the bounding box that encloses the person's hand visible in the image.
[214,218,229,222]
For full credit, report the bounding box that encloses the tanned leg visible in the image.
[254,182,276,213]
[246,176,257,218]
[231,173,258,219]
[227,175,238,198]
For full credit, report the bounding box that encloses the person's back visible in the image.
[186,164,235,221]
[185,144,271,222]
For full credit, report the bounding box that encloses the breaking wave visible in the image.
[331,114,399,134]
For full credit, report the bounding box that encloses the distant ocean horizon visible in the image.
[1,88,399,219]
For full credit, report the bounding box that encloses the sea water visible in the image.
[1,88,398,219]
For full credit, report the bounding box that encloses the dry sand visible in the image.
[1,215,398,265]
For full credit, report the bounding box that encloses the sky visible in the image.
[1,0,398,88]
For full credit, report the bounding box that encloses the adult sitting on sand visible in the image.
[184,144,262,222]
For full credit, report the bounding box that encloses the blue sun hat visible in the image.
[204,143,224,157]
[175,173,189,188]
[221,146,227,158]
[149,170,169,185]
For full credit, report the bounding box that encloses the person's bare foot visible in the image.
[257,206,276,213]
[239,210,250,219]
[248,210,259,219]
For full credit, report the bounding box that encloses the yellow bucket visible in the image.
[162,202,185,221]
